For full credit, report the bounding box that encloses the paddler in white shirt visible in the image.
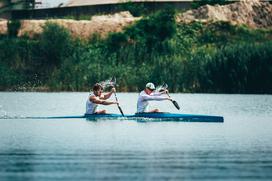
[137,82,172,113]
[86,83,118,114]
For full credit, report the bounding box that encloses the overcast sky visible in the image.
[40,0,69,8]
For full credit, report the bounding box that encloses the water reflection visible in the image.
[1,149,272,181]
[0,149,36,180]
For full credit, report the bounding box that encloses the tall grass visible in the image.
[0,9,271,93]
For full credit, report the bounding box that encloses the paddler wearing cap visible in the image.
[86,83,118,114]
[137,83,172,113]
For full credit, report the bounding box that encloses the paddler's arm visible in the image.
[90,96,118,105]
[141,94,171,101]
[101,88,116,100]
[152,89,168,96]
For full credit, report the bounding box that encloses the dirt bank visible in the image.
[0,11,139,38]
[17,11,139,38]
[1,1,271,38]
[176,0,272,28]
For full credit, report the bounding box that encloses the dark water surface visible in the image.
[0,92,272,180]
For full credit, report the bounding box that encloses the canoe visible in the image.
[84,112,224,123]
[24,112,223,122]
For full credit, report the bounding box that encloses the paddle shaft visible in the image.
[114,92,124,116]
[166,92,180,110]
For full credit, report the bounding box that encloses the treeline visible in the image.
[0,9,272,93]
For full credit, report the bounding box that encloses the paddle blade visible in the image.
[172,100,180,110]
[118,105,124,116]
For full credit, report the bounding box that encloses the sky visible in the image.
[39,0,69,8]
[39,0,197,8]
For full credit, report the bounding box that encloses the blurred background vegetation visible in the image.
[0,8,272,93]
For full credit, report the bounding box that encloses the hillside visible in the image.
[0,11,139,38]
[176,0,272,28]
[1,0,272,38]
[1,1,272,93]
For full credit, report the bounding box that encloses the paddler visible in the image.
[86,83,118,114]
[137,82,172,113]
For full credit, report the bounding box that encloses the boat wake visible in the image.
[0,114,29,119]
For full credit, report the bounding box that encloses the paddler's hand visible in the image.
[109,101,118,105]
[111,88,116,93]
[161,89,169,95]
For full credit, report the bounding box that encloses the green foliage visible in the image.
[204,42,272,93]
[125,8,176,51]
[199,21,235,45]
[173,22,203,55]
[1,12,272,93]
[117,1,147,17]
[106,32,128,52]
[0,62,20,89]
[0,37,41,89]
[0,23,74,90]
[39,22,73,69]
[7,20,21,37]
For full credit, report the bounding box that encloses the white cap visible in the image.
[146,82,155,90]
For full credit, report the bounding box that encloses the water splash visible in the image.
[0,105,26,119]
[155,83,168,92]
[98,77,116,89]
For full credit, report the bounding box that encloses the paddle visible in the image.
[160,83,180,110]
[110,77,124,116]
[114,92,124,116]
[167,92,180,110]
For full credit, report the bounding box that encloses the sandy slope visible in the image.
[0,1,271,38]
[176,0,272,28]
[0,11,139,38]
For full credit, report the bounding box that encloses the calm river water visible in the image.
[0,92,272,181]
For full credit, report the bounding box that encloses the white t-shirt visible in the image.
[137,90,168,113]
[86,93,98,114]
